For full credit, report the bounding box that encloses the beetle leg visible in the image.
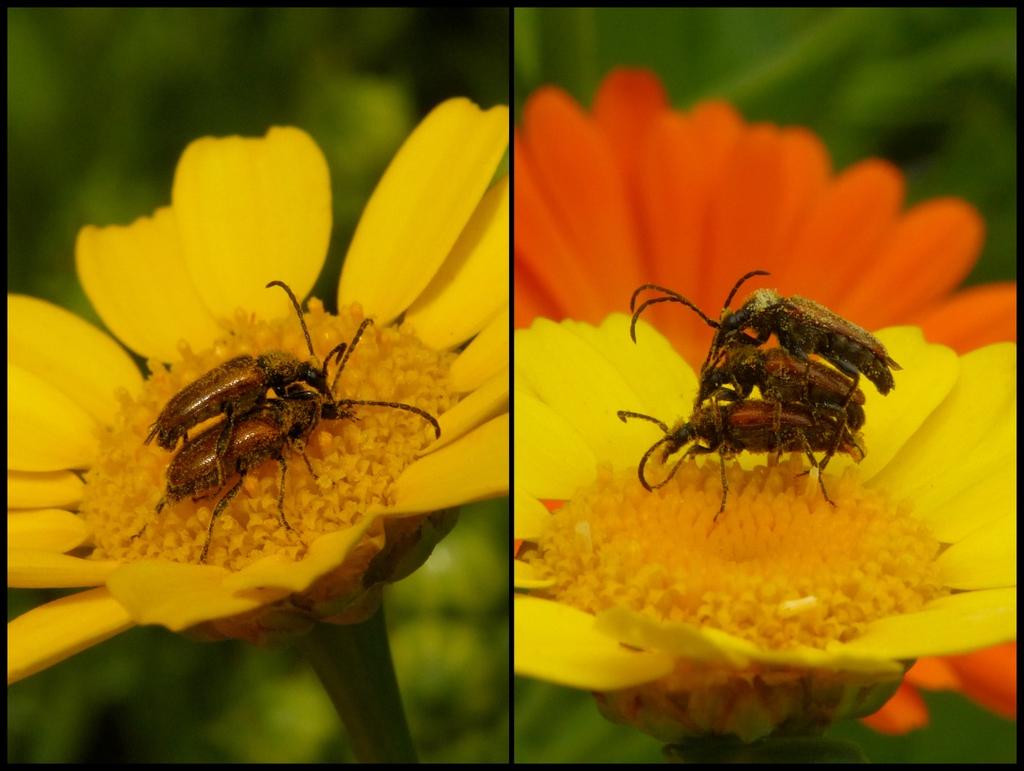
[212,405,237,489]
[712,451,729,520]
[711,396,724,433]
[294,439,317,480]
[794,429,836,507]
[820,372,859,474]
[274,454,295,533]
[200,476,245,563]
[772,401,783,459]
[134,495,169,541]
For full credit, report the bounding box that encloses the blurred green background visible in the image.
[8,7,509,763]
[513,6,1015,764]
[515,7,1016,287]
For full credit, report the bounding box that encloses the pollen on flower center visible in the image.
[80,298,457,569]
[525,457,947,650]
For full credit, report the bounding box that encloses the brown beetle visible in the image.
[154,387,441,563]
[629,270,901,397]
[700,344,864,428]
[156,396,324,562]
[617,398,865,515]
[145,281,346,452]
[141,280,444,561]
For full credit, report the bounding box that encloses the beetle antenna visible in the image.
[699,340,731,378]
[330,318,374,394]
[637,433,690,492]
[619,410,689,491]
[629,283,712,316]
[722,270,770,310]
[335,398,441,439]
[630,296,719,343]
[617,410,670,434]
[267,281,316,359]
[320,342,347,379]
[697,272,769,377]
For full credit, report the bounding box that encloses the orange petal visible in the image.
[785,159,904,307]
[860,681,930,734]
[844,198,984,327]
[769,127,831,285]
[593,68,669,194]
[513,255,562,328]
[521,86,644,308]
[514,132,609,321]
[905,656,963,689]
[704,124,788,317]
[689,101,745,187]
[945,643,1017,719]
[639,101,744,305]
[910,282,1016,353]
[636,113,707,337]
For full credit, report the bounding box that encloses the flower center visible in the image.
[80,299,456,569]
[525,457,947,649]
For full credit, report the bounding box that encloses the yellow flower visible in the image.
[9,98,509,684]
[514,314,1014,743]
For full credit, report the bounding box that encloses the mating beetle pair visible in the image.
[621,270,898,513]
[142,281,441,562]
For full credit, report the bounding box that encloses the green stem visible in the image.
[295,607,417,763]
[665,735,869,763]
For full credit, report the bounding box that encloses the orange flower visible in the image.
[514,68,1015,734]
[862,642,1016,733]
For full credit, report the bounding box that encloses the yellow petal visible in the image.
[871,342,1015,541]
[514,488,548,540]
[449,306,508,392]
[514,558,555,590]
[380,414,508,515]
[225,517,377,592]
[172,127,330,319]
[514,596,674,690]
[836,587,1015,659]
[597,607,900,675]
[106,560,288,631]
[9,365,98,471]
[8,510,89,553]
[515,387,596,499]
[570,314,698,416]
[8,550,119,588]
[9,294,143,424]
[405,176,509,349]
[8,470,84,509]
[340,99,508,325]
[76,207,223,361]
[937,512,1015,590]
[847,327,959,481]
[7,587,134,685]
[517,318,660,469]
[425,367,507,454]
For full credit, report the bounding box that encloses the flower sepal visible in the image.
[594,663,908,744]
[364,508,460,585]
[184,599,318,646]
[663,734,870,763]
